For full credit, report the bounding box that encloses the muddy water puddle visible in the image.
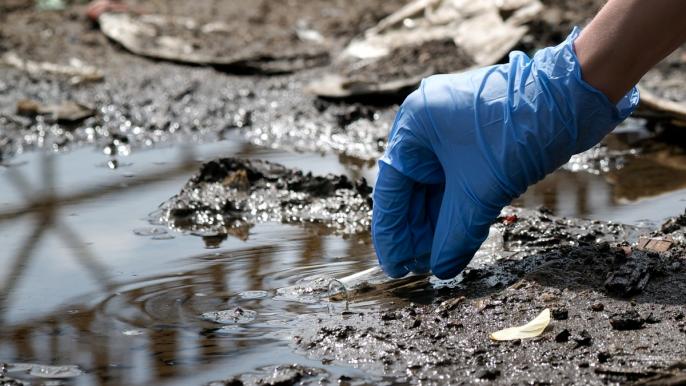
[0,131,684,385]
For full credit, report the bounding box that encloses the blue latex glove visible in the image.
[372,28,639,279]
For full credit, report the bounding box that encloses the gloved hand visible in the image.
[372,28,639,280]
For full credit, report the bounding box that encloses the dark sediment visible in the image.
[293,207,686,385]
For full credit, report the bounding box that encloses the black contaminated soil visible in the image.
[294,208,686,385]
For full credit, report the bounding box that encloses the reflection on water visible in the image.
[0,131,684,385]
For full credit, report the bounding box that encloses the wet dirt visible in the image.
[295,207,686,385]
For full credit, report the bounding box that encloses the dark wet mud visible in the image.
[295,208,686,385]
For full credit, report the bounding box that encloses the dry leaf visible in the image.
[490,308,550,341]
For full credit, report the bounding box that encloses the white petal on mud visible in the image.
[8,363,83,378]
[201,307,257,324]
[490,308,550,341]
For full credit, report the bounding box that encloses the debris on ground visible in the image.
[16,99,95,123]
[637,235,674,253]
[2,1,686,385]
[86,0,129,22]
[308,0,542,97]
[490,308,550,341]
[603,250,653,297]
[1,51,104,83]
[98,12,329,73]
[609,309,645,331]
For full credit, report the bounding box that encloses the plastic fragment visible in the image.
[637,235,673,253]
[489,308,550,341]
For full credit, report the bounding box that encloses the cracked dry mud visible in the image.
[291,208,686,385]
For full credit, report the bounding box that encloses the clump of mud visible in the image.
[293,207,686,385]
[151,158,372,240]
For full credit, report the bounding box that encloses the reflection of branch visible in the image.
[41,152,55,197]
[0,218,49,324]
[54,221,114,292]
[5,164,38,200]
[0,158,199,223]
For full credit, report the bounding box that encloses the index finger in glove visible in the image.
[372,162,427,278]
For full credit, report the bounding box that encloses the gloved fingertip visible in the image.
[429,180,495,280]
[379,262,411,279]
[432,258,470,280]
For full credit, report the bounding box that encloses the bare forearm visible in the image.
[575,0,686,103]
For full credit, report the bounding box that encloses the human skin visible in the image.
[575,0,686,103]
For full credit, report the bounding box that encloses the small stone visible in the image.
[597,351,611,363]
[572,330,593,348]
[477,369,501,380]
[381,312,399,321]
[591,303,605,312]
[644,313,661,324]
[435,296,465,313]
[610,310,644,330]
[541,292,558,302]
[551,307,568,320]
[555,329,571,343]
